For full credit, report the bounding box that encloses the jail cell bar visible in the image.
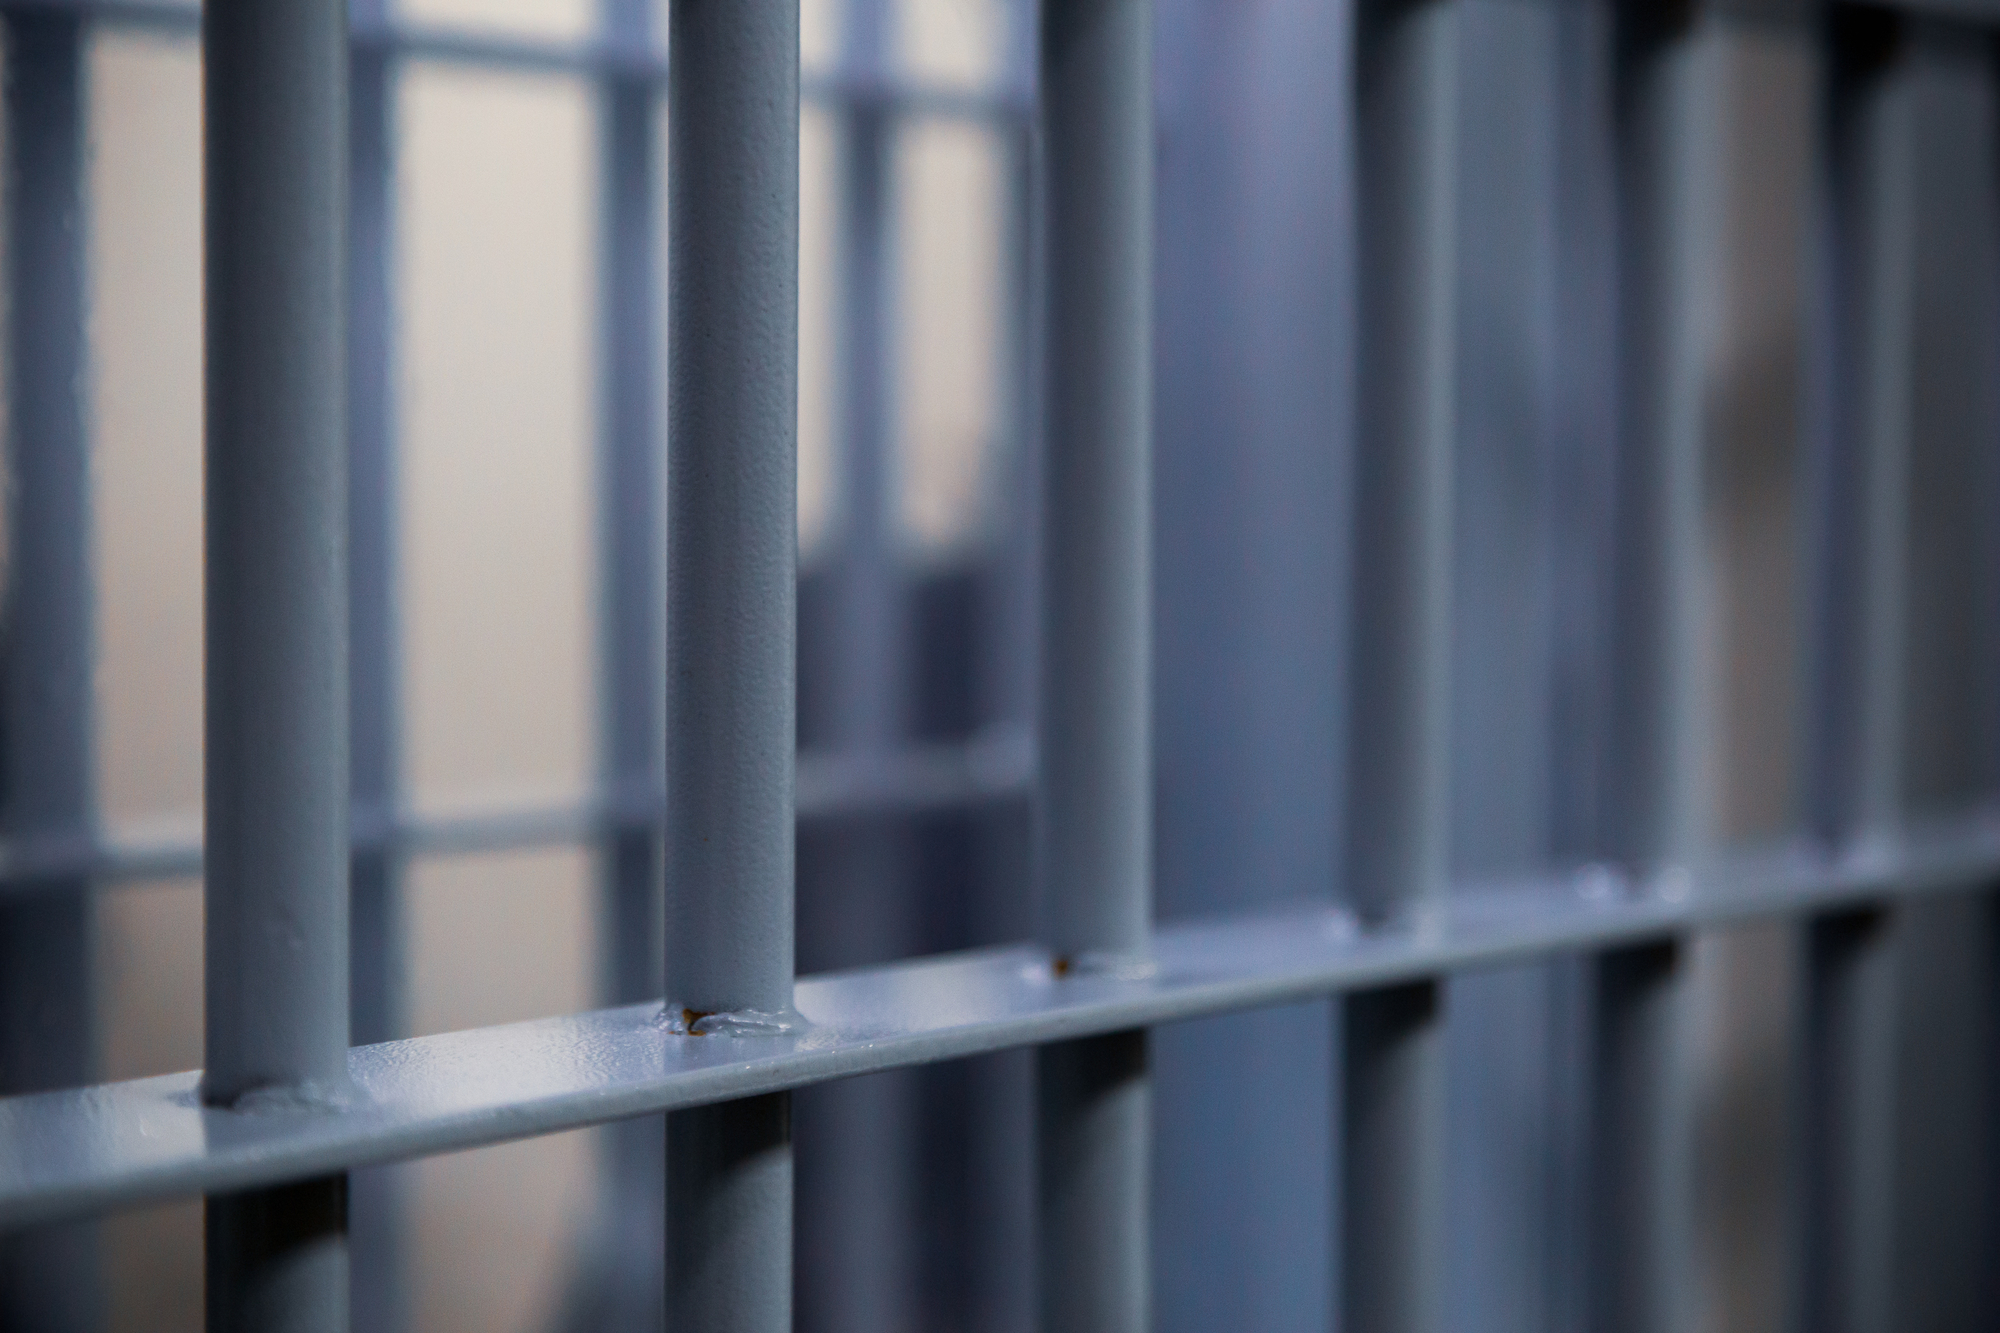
[203,4,353,1333]
[586,0,670,1327]
[0,11,97,1331]
[791,0,917,1319]
[1589,0,1707,1327]
[345,0,406,1328]
[1036,1,1155,1331]
[1805,12,2000,1333]
[663,4,800,1333]
[1346,0,1458,1326]
[1801,13,1913,1333]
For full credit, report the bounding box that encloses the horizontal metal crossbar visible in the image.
[0,728,1033,894]
[3,802,1994,1231]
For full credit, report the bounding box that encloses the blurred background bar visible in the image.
[1868,16,1999,1329]
[1149,1,1346,1328]
[1585,0,1714,1324]
[1034,0,1155,1329]
[550,1,664,1330]
[793,0,922,1324]
[1342,0,1459,1327]
[1800,11,1912,1331]
[345,0,406,1328]
[1,11,99,1332]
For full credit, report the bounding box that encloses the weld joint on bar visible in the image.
[661,1005,806,1037]
[1049,950,1158,981]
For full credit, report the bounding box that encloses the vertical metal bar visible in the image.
[581,1,666,1326]
[345,3,404,1326]
[961,9,1042,1328]
[1349,0,1457,932]
[1873,19,2000,1330]
[1608,0,1706,880]
[987,0,1041,752]
[826,0,901,765]
[204,0,353,1116]
[1445,2,1571,1327]
[1590,3,1708,1329]
[1343,982,1448,1333]
[0,12,99,1331]
[1037,0,1153,981]
[1798,15,1910,1333]
[1343,0,1457,1328]
[663,2,798,1330]
[1546,4,1621,1327]
[1547,0,1620,875]
[1035,1,1154,1330]
[1038,1029,1149,1333]
[1585,938,1685,1333]
[1895,20,1999,815]
[599,0,665,1013]
[794,0,918,1326]
[346,0,399,1081]
[1801,908,1897,1333]
[203,1,352,1329]
[1812,8,1911,858]
[1149,2,1346,1328]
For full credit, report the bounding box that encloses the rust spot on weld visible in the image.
[1051,956,1072,978]
[682,1008,713,1032]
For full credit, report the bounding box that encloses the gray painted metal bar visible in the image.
[956,5,1039,1326]
[1802,907,1897,1333]
[1346,0,1457,1327]
[1813,7,1912,858]
[793,0,922,1325]
[204,1,352,1328]
[572,1,666,1326]
[1545,12,1620,1319]
[1038,0,1154,972]
[345,0,401,1060]
[1593,4,1708,1328]
[1149,2,1347,1327]
[1799,14,1912,1333]
[664,2,798,1330]
[3,813,1998,1232]
[1585,938,1685,1333]
[1868,17,2000,1329]
[596,0,663,1021]
[0,11,99,1331]
[1445,3,1598,1328]
[346,4,403,1326]
[1036,1,1154,1329]
[1607,0,1707,881]
[824,0,902,775]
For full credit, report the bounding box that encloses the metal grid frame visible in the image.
[1,0,1997,1330]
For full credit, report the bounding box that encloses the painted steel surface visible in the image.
[203,0,354,1326]
[0,12,98,1327]
[2,809,1993,1230]
[1036,1,1156,1328]
[1345,0,1459,1325]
